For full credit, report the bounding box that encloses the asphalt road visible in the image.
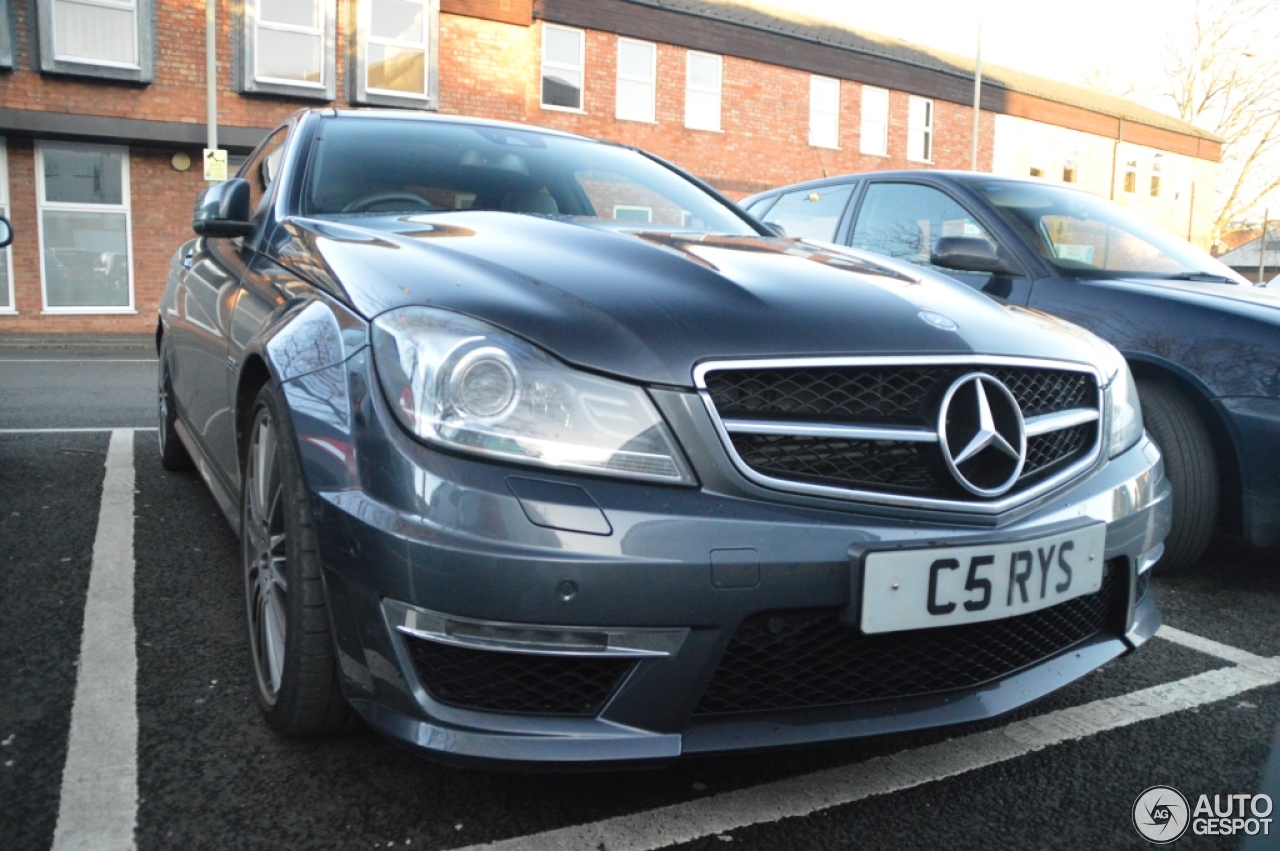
[3,347,1280,850]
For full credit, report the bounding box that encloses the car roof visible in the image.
[742,170,1091,204]
[309,108,599,145]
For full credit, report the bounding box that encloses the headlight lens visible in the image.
[371,307,694,483]
[1100,346,1144,458]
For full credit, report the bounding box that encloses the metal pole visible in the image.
[1260,208,1268,284]
[970,21,982,172]
[206,0,217,152]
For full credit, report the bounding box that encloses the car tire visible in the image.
[158,352,194,472]
[242,383,350,735]
[1138,378,1219,571]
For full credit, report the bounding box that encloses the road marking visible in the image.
[0,427,158,434]
[1156,624,1271,667]
[52,429,139,851]
[0,358,156,363]
[459,641,1280,851]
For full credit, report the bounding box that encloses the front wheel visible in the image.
[157,351,193,472]
[242,383,350,735]
[1138,379,1219,572]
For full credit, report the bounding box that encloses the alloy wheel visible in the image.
[245,411,289,704]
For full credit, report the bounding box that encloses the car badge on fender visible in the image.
[938,373,1027,497]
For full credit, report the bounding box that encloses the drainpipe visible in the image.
[970,21,982,172]
[1110,120,1123,201]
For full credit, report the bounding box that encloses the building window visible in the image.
[1123,159,1138,193]
[860,86,888,156]
[908,96,933,162]
[33,0,155,81]
[613,204,652,223]
[809,76,840,149]
[1150,154,1163,197]
[352,0,439,108]
[36,143,134,314]
[1,0,17,69]
[685,51,721,132]
[237,0,336,100]
[616,38,656,123]
[1063,151,1078,184]
[0,140,11,313]
[541,24,584,111]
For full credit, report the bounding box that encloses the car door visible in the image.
[846,180,1032,304]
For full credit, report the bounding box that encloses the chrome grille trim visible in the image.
[695,355,1106,515]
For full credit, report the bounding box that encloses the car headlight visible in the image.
[371,306,694,484]
[1096,342,1144,458]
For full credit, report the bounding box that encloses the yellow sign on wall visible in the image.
[203,149,227,182]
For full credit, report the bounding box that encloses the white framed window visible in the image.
[685,51,721,132]
[908,96,933,163]
[613,204,653,223]
[859,85,888,156]
[355,0,438,107]
[0,0,14,69]
[53,0,137,66]
[541,24,585,111]
[36,143,135,314]
[34,0,153,80]
[809,75,840,149]
[1151,153,1163,197]
[1123,158,1138,193]
[238,0,336,99]
[0,139,12,313]
[616,38,656,123]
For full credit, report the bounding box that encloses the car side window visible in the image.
[743,196,776,218]
[238,127,289,217]
[850,183,993,272]
[761,185,853,241]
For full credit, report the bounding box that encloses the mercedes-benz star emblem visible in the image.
[937,372,1027,497]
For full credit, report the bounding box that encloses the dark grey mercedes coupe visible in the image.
[157,110,1170,766]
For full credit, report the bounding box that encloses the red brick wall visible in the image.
[0,11,996,336]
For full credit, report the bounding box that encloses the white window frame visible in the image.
[541,23,585,113]
[34,0,154,81]
[238,0,336,100]
[859,85,888,156]
[908,96,934,163]
[52,0,139,67]
[35,142,136,316]
[684,50,721,132]
[0,139,13,314]
[809,75,840,149]
[615,37,656,123]
[612,204,653,222]
[356,0,438,106]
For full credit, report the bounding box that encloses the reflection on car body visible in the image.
[744,172,1280,571]
[157,112,1170,767]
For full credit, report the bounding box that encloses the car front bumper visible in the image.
[286,351,1171,766]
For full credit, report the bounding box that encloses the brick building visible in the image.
[0,0,1220,336]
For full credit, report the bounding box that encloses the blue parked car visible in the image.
[743,172,1280,571]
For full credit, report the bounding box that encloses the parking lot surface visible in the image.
[3,348,1279,849]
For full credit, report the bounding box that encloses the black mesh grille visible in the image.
[1135,569,1151,602]
[706,363,1099,501]
[406,638,635,716]
[694,565,1124,716]
[731,434,940,494]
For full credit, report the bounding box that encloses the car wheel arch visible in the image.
[236,355,275,468]
[1126,356,1243,538]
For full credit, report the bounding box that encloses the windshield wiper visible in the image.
[1163,271,1239,283]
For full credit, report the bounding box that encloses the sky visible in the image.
[757,0,1192,97]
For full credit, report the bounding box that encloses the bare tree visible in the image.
[1088,0,1280,240]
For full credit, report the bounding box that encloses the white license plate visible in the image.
[859,524,1107,634]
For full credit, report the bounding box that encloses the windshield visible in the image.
[970,180,1247,283]
[304,118,757,236]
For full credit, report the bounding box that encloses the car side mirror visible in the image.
[193,178,255,237]
[931,236,1012,274]
[0,216,11,248]
[762,221,786,238]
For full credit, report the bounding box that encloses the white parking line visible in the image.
[459,639,1280,851]
[0,427,158,434]
[51,429,139,851]
[1156,624,1271,667]
[0,358,156,363]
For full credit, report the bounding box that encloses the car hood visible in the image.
[1100,276,1280,317]
[274,212,1106,386]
